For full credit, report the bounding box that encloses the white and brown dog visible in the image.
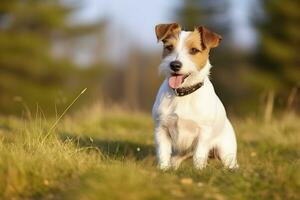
[152,23,238,170]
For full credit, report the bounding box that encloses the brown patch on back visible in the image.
[184,29,210,70]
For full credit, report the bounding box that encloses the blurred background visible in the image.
[0,0,299,118]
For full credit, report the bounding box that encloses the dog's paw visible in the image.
[170,156,182,170]
[194,163,207,170]
[158,162,171,171]
[193,157,207,170]
[222,158,239,171]
[226,163,239,171]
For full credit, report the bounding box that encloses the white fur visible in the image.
[152,31,238,170]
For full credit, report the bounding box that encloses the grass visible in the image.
[0,103,299,200]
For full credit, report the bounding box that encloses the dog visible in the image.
[152,23,238,170]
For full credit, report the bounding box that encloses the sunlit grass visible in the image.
[0,104,299,200]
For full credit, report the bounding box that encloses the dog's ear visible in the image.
[197,26,222,49]
[155,23,181,42]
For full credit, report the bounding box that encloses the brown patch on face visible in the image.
[155,23,181,57]
[162,36,178,57]
[184,29,210,70]
[198,26,222,49]
[155,23,181,41]
[184,27,222,70]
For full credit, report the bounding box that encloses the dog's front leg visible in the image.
[193,127,211,170]
[155,126,172,170]
[193,142,210,170]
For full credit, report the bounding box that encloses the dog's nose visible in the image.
[170,60,182,72]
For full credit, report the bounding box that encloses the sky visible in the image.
[74,0,256,48]
[73,0,177,49]
[70,0,256,64]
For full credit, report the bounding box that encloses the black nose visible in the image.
[170,60,182,72]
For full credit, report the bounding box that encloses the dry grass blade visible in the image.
[41,88,87,144]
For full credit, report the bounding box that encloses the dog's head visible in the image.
[155,23,222,89]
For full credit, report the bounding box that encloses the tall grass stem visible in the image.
[41,88,87,144]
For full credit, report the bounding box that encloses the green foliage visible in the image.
[176,0,230,37]
[0,0,105,115]
[176,0,300,113]
[176,0,258,114]
[255,0,300,90]
[0,105,299,199]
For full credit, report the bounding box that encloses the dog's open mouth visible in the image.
[168,73,190,89]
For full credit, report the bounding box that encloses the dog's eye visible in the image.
[164,45,174,51]
[190,48,200,55]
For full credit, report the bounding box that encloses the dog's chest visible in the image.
[157,90,211,124]
[157,95,206,151]
[164,113,200,152]
[153,81,219,151]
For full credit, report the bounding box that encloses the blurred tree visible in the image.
[175,0,255,114]
[254,0,300,90]
[0,0,105,115]
[253,0,300,111]
[175,0,299,115]
[124,50,140,109]
[176,0,231,41]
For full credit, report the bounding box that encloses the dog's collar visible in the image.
[172,81,204,97]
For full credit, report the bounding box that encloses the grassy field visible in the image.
[0,103,299,200]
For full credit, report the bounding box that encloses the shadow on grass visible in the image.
[60,132,156,161]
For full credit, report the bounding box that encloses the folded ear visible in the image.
[155,23,181,42]
[197,26,222,49]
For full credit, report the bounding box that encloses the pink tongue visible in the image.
[168,75,184,89]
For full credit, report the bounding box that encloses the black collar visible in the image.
[173,81,204,97]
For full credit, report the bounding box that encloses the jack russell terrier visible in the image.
[152,23,238,170]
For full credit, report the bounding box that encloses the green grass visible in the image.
[0,104,299,200]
